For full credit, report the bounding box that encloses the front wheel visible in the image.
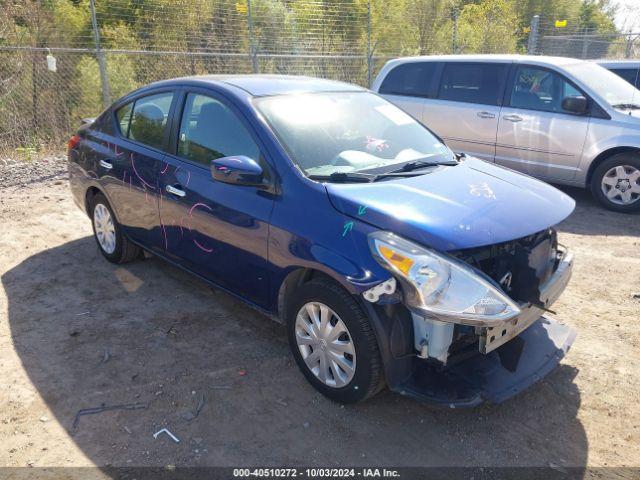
[286,278,384,403]
[591,153,640,212]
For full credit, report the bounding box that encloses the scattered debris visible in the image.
[72,402,147,430]
[303,422,310,428]
[276,399,288,407]
[154,428,180,443]
[211,385,231,390]
[123,426,132,434]
[182,393,206,422]
[69,330,81,337]
[76,312,90,316]
[39,416,49,423]
[633,293,640,300]
[100,348,111,364]
[238,370,247,376]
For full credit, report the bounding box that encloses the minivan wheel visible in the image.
[591,153,640,212]
[90,193,141,263]
[286,278,384,403]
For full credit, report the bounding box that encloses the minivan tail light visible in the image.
[67,135,81,152]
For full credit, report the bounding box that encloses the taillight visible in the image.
[67,134,81,152]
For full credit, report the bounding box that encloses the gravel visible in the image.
[0,154,67,190]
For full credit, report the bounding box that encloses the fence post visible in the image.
[625,31,633,59]
[452,8,459,53]
[89,0,110,108]
[581,27,589,59]
[527,15,539,55]
[247,0,259,73]
[367,0,372,87]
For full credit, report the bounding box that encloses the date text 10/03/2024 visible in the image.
[233,468,401,478]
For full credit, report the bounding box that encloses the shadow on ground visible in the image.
[2,235,588,469]
[555,185,640,237]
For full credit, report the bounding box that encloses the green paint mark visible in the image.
[342,221,354,237]
[358,205,367,215]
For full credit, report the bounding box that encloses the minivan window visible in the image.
[509,66,583,113]
[379,62,436,97]
[437,63,507,105]
[564,62,640,107]
[126,92,174,150]
[177,93,261,167]
[609,68,639,87]
[255,92,453,176]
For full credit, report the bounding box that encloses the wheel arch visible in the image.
[84,186,102,217]
[276,267,345,323]
[586,146,640,186]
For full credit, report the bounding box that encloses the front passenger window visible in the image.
[510,67,582,114]
[177,93,261,166]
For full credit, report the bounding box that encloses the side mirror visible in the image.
[561,95,588,115]
[211,155,264,186]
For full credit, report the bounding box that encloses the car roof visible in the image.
[146,74,365,97]
[383,54,586,68]
[594,59,640,67]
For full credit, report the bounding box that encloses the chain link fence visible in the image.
[0,1,638,156]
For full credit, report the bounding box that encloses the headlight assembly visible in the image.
[368,231,520,326]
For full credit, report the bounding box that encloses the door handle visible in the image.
[503,114,523,122]
[99,160,113,170]
[166,185,186,197]
[476,111,496,119]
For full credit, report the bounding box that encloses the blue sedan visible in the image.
[68,75,576,406]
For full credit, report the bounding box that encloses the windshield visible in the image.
[565,63,640,107]
[255,92,454,176]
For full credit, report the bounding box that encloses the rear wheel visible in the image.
[591,153,640,212]
[90,193,141,263]
[286,278,384,403]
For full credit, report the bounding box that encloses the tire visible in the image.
[90,193,141,264]
[286,277,385,403]
[590,153,640,213]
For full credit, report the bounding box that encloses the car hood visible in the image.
[325,157,575,251]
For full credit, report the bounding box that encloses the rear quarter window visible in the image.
[437,62,507,106]
[379,62,436,97]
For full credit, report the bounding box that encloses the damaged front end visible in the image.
[361,229,576,407]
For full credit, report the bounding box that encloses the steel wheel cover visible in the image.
[601,165,640,205]
[93,203,116,254]
[295,302,356,388]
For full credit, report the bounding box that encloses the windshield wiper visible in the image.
[387,158,458,174]
[612,103,640,110]
[308,172,375,183]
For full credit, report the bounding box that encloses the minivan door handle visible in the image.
[166,184,186,198]
[503,114,523,122]
[99,160,113,170]
[476,111,496,119]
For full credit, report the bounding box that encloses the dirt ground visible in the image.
[1,157,639,473]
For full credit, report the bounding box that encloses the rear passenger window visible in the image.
[122,92,174,150]
[177,93,261,166]
[438,63,507,105]
[379,62,436,97]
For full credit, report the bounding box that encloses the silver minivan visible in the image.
[372,54,640,212]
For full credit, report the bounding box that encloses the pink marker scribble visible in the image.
[131,153,155,189]
[188,202,214,253]
[160,162,169,174]
[365,136,389,153]
[114,145,124,157]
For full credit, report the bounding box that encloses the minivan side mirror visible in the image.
[211,155,264,186]
[561,95,588,115]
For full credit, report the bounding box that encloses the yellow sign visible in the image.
[523,26,531,33]
[555,19,567,28]
[236,1,247,14]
